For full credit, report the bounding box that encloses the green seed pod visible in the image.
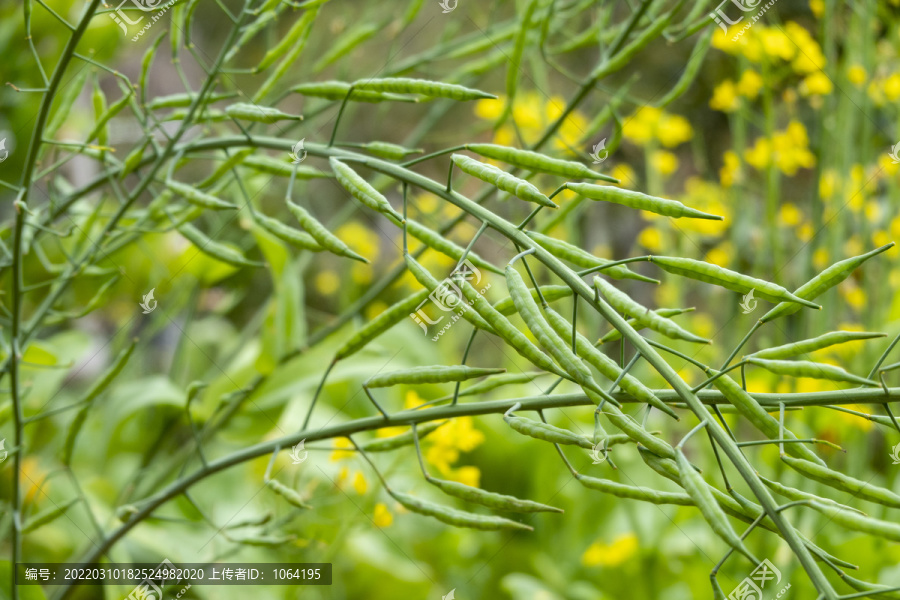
[465,143,615,181]
[224,103,303,123]
[405,219,502,275]
[162,108,229,123]
[649,256,821,309]
[197,148,255,188]
[493,284,574,315]
[362,421,447,452]
[251,211,324,252]
[711,372,825,466]
[22,499,79,534]
[840,571,900,600]
[451,154,556,208]
[266,479,313,509]
[748,331,885,360]
[225,10,279,63]
[242,155,332,179]
[357,141,423,159]
[121,141,148,179]
[177,223,265,268]
[598,308,694,344]
[593,394,675,458]
[575,473,693,506]
[676,448,754,561]
[594,277,709,344]
[527,231,658,283]
[567,183,722,220]
[806,499,900,543]
[353,77,497,100]
[290,81,414,102]
[256,9,322,72]
[366,365,505,388]
[543,305,679,420]
[428,477,563,513]
[334,289,431,360]
[781,455,900,508]
[390,491,533,531]
[454,372,548,399]
[405,254,494,332]
[759,475,863,516]
[286,199,368,262]
[228,533,297,547]
[165,180,238,211]
[503,0,539,120]
[761,243,894,322]
[330,158,403,221]
[147,91,237,110]
[313,21,380,72]
[746,357,878,387]
[503,414,593,448]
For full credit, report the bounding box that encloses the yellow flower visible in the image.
[705,243,732,267]
[778,203,803,227]
[847,64,867,87]
[872,230,891,248]
[719,150,742,188]
[650,150,678,176]
[352,471,368,495]
[819,170,838,199]
[878,153,900,176]
[867,80,885,106]
[335,221,379,261]
[315,270,340,295]
[797,223,813,242]
[638,227,664,252]
[365,300,389,321]
[451,466,481,488]
[678,178,730,236]
[657,114,693,148]
[474,98,503,120]
[812,247,830,270]
[404,390,424,409]
[610,163,637,187]
[425,417,484,474]
[622,107,661,145]
[710,80,740,112]
[745,137,772,169]
[809,0,825,17]
[373,502,393,527]
[351,262,372,285]
[884,73,900,101]
[582,533,639,567]
[331,438,355,461]
[760,28,795,61]
[800,72,833,96]
[737,70,763,99]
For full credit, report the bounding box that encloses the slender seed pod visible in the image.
[334,289,431,360]
[225,9,279,62]
[451,154,556,208]
[286,199,368,262]
[806,499,900,543]
[656,28,713,108]
[356,141,423,159]
[224,103,303,123]
[313,21,380,72]
[366,365,505,388]
[162,108,228,123]
[252,8,311,71]
[197,148,255,188]
[427,477,563,513]
[503,0,539,120]
[592,393,675,458]
[594,277,709,344]
[748,331,885,360]
[177,223,265,268]
[746,358,878,387]
[22,499,79,534]
[352,77,497,100]
[330,158,403,221]
[543,305,679,420]
[121,142,148,179]
[290,81,414,102]
[251,211,324,252]
[759,475,864,516]
[575,474,693,506]
[453,372,547,399]
[266,479,313,509]
[527,231,658,283]
[361,421,447,452]
[567,183,722,220]
[228,533,297,547]
[389,491,533,531]
[676,448,754,561]
[761,243,894,322]
[147,91,237,110]
[493,284,574,315]
[242,155,331,178]
[405,254,494,332]
[649,256,821,309]
[598,307,694,344]
[465,143,615,181]
[504,414,593,448]
[165,180,238,210]
[506,265,597,388]
[840,572,900,600]
[781,455,900,508]
[405,219,502,274]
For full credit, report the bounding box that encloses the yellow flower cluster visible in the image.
[710,70,763,112]
[713,22,825,74]
[581,533,639,567]
[622,107,693,148]
[474,91,587,152]
[744,121,815,176]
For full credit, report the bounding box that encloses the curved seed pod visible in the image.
[759,475,864,516]
[357,141,423,160]
[251,211,324,252]
[427,477,563,513]
[506,265,597,388]
[366,365,505,388]
[228,533,297,547]
[334,289,431,360]
[711,372,825,466]
[598,307,694,344]
[362,421,447,452]
[593,393,675,458]
[162,108,228,123]
[575,474,693,506]
[656,28,713,108]
[242,155,332,179]
[225,9,278,62]
[313,21,380,72]
[177,223,265,268]
[649,256,821,309]
[290,81,414,102]
[451,154,555,208]
[806,500,900,543]
[456,279,570,379]
[22,499,79,534]
[121,142,148,179]
[266,479,312,509]
[165,180,238,210]
[353,77,497,100]
[594,277,709,344]
[330,158,403,221]
[504,414,593,448]
[493,284,574,315]
[567,183,722,220]
[543,305,679,420]
[224,103,303,123]
[147,91,237,110]
[840,572,900,600]
[761,243,894,322]
[405,219,502,274]
[748,331,885,360]
[286,199,368,262]
[676,448,754,561]
[527,231,658,283]
[453,372,548,399]
[405,254,494,332]
[466,143,615,181]
[254,8,317,71]
[782,455,900,508]
[746,358,878,387]
[390,491,533,531]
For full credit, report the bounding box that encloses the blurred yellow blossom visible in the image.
[650,150,679,176]
[331,437,354,461]
[451,466,482,487]
[847,64,867,87]
[657,114,693,147]
[800,72,833,96]
[352,471,368,495]
[582,533,639,567]
[610,163,637,187]
[373,503,393,527]
[335,221,380,261]
[710,80,739,112]
[622,107,661,145]
[809,0,824,17]
[720,150,742,188]
[473,91,588,152]
[884,74,900,101]
[812,247,830,270]
[819,170,837,199]
[746,122,815,175]
[778,203,803,227]
[706,242,733,267]
[638,227,664,252]
[425,417,484,475]
[761,28,795,61]
[737,70,763,98]
[315,270,340,295]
